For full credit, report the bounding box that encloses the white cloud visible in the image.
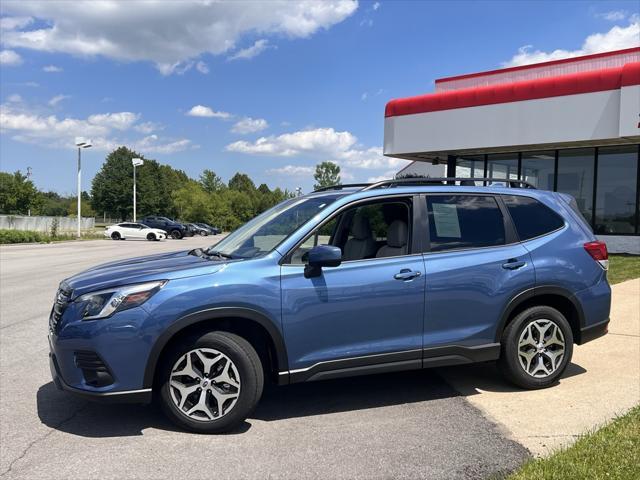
[597,10,627,22]
[186,104,232,119]
[0,103,189,154]
[0,1,357,74]
[48,94,70,106]
[504,16,640,66]
[267,165,315,176]
[228,39,271,60]
[226,126,409,173]
[361,92,368,101]
[134,121,162,134]
[43,64,63,72]
[232,117,269,134]
[0,49,23,66]
[195,61,209,74]
[7,94,23,103]
[87,112,140,130]
[0,16,33,31]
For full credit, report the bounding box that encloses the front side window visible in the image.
[427,195,505,252]
[289,198,412,264]
[211,195,341,259]
[503,195,564,240]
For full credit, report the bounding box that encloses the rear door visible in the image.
[422,194,535,352]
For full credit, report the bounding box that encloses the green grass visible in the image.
[0,229,103,244]
[510,405,640,480]
[608,254,640,285]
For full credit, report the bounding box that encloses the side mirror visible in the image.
[304,245,342,278]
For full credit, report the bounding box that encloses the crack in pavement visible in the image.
[0,402,89,478]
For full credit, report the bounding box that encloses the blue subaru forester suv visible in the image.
[49,178,611,433]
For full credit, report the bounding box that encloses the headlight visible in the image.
[75,280,166,320]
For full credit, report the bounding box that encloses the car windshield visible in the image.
[209,194,341,259]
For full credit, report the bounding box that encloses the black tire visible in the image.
[498,306,573,389]
[199,230,208,236]
[159,331,264,433]
[111,232,121,240]
[170,229,183,240]
[146,233,156,241]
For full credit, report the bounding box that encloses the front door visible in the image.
[280,196,426,379]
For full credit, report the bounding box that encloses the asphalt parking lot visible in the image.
[0,238,529,479]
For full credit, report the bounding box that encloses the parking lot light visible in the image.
[132,158,144,222]
[74,137,92,238]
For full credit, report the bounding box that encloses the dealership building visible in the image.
[384,47,640,253]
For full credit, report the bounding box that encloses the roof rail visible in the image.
[313,183,373,192]
[362,177,536,190]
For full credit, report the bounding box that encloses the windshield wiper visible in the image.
[204,249,235,259]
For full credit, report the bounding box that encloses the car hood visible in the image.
[62,250,225,298]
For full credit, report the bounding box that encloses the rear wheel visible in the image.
[111,232,121,240]
[170,229,183,240]
[498,306,573,389]
[146,233,156,241]
[159,331,264,433]
[199,230,208,236]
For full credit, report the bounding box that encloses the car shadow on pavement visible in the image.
[37,369,458,437]
[436,361,587,396]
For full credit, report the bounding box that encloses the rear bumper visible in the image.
[49,351,152,404]
[577,317,609,345]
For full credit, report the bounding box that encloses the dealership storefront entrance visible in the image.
[385,48,640,253]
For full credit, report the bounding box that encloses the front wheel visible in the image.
[111,232,121,240]
[146,233,156,241]
[159,331,264,433]
[498,306,573,389]
[170,229,183,240]
[199,230,208,236]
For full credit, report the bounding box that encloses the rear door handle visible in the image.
[394,269,422,281]
[502,259,526,270]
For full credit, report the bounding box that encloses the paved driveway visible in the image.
[0,238,529,479]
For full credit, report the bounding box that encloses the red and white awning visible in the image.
[384,48,640,159]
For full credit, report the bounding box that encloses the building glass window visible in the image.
[557,148,595,222]
[594,145,639,234]
[487,153,519,180]
[455,155,484,178]
[521,151,555,190]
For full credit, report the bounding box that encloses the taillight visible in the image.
[584,241,608,270]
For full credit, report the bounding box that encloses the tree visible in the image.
[91,146,190,220]
[0,171,43,214]
[313,161,341,190]
[228,173,256,193]
[171,182,212,222]
[200,169,226,193]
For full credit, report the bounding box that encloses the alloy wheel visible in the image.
[518,319,565,378]
[169,348,241,421]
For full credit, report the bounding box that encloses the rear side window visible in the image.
[426,195,505,252]
[503,195,565,240]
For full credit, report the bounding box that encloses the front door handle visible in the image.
[394,269,422,281]
[502,259,526,270]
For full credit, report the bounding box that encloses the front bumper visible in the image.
[48,304,154,403]
[49,350,152,403]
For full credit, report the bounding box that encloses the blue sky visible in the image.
[1,0,639,195]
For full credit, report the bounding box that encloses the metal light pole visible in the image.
[75,137,92,238]
[26,167,32,216]
[132,158,144,222]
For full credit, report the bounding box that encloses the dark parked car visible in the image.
[188,223,210,236]
[140,216,187,239]
[196,223,221,235]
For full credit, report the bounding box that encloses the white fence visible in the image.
[0,215,95,233]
